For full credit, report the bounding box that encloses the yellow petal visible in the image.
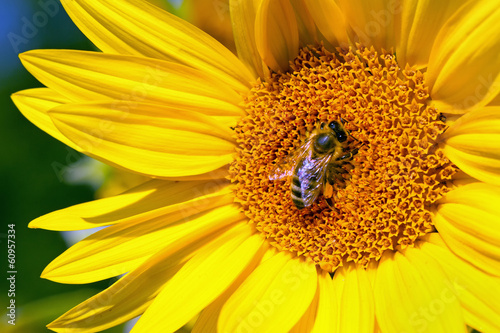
[304,0,349,47]
[427,0,500,112]
[420,234,500,333]
[60,0,254,93]
[230,0,268,79]
[42,204,243,283]
[333,263,375,333]
[290,0,318,46]
[47,220,228,333]
[255,0,299,72]
[193,305,222,333]
[437,182,500,238]
[404,247,466,332]
[435,183,500,276]
[19,50,243,116]
[164,165,231,182]
[10,290,98,333]
[365,261,379,289]
[48,102,235,178]
[192,244,268,333]
[487,91,500,106]
[396,0,465,68]
[443,107,500,185]
[212,115,241,129]
[132,224,262,333]
[434,214,500,277]
[310,270,336,333]
[338,0,399,51]
[29,179,233,231]
[219,252,317,332]
[10,88,81,152]
[290,280,319,333]
[374,249,465,333]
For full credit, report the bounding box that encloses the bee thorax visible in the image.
[313,133,336,154]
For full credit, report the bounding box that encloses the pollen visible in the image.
[229,45,458,272]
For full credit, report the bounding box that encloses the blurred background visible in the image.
[0,0,232,331]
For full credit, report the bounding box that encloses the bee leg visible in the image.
[349,133,361,142]
[326,164,347,185]
[323,182,334,198]
[336,150,356,162]
[322,182,338,210]
[336,144,364,162]
[325,164,336,185]
[326,197,335,209]
[339,117,363,142]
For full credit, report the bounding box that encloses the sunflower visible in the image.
[12,0,500,332]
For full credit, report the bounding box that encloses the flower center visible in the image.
[229,45,458,272]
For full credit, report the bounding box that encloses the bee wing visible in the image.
[269,140,313,181]
[299,154,332,207]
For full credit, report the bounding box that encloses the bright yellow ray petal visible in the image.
[443,107,500,185]
[255,0,299,72]
[42,204,243,284]
[404,247,466,331]
[365,261,379,289]
[230,0,268,79]
[162,166,231,182]
[333,263,375,333]
[427,0,500,112]
[444,147,500,186]
[290,281,319,333]
[10,88,82,152]
[304,0,349,47]
[47,221,234,333]
[487,91,500,106]
[47,102,235,178]
[29,179,233,231]
[132,224,262,333]
[212,115,241,129]
[435,183,500,276]
[420,234,500,333]
[396,0,465,68]
[191,244,269,333]
[374,249,466,333]
[310,270,336,333]
[193,305,222,333]
[19,50,244,115]
[337,0,399,51]
[219,252,317,332]
[464,296,500,332]
[373,251,408,333]
[437,182,500,244]
[60,0,254,93]
[434,215,500,277]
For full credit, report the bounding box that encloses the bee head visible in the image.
[328,121,348,143]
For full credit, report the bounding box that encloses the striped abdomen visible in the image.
[290,158,322,209]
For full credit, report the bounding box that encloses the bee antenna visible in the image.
[339,116,362,142]
[350,133,361,142]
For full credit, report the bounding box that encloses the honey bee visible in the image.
[270,120,360,209]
